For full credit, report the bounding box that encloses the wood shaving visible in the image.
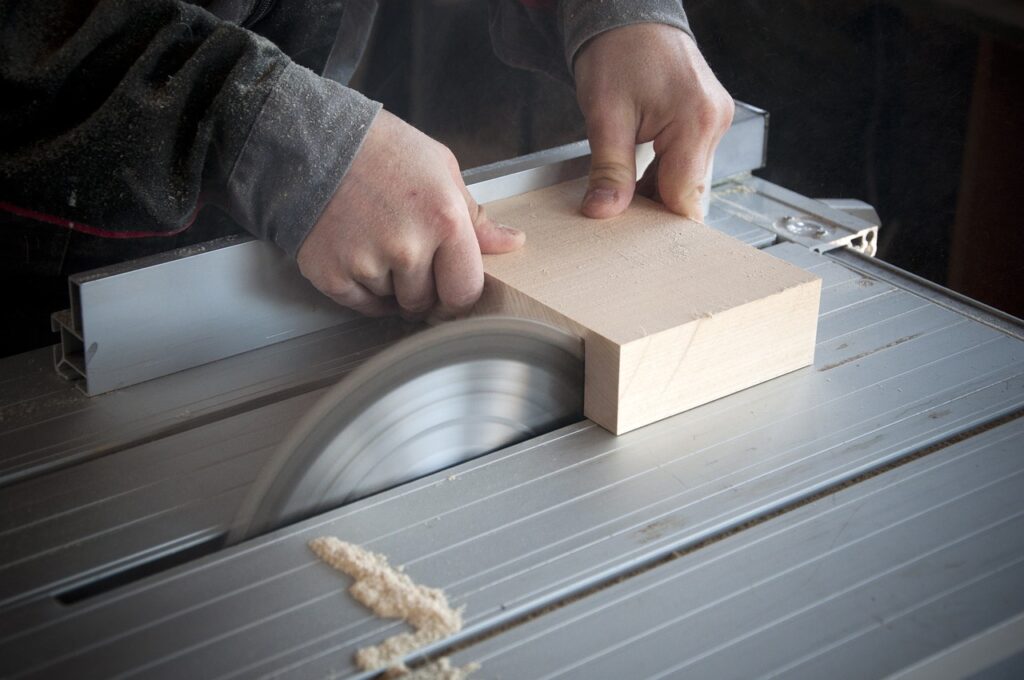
[309,537,470,675]
[385,658,481,679]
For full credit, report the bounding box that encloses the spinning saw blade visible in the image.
[230,317,584,543]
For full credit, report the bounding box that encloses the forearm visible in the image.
[558,0,692,73]
[488,0,691,83]
[0,0,378,255]
[223,62,379,256]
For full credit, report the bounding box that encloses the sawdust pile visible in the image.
[385,658,481,679]
[309,537,474,677]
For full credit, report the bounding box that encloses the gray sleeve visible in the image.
[0,0,378,259]
[489,0,692,84]
[221,63,381,257]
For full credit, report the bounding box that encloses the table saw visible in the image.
[2,103,1023,679]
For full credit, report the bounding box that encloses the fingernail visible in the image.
[686,186,706,222]
[498,224,522,236]
[585,187,618,205]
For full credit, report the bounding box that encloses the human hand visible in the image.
[297,110,525,318]
[574,24,734,221]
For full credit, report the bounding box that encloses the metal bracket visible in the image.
[817,198,881,227]
[713,178,880,256]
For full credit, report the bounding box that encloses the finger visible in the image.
[582,107,638,219]
[655,129,712,222]
[325,280,398,318]
[454,173,525,255]
[356,271,394,298]
[433,217,484,318]
[393,259,436,316]
[348,254,395,297]
[472,205,524,255]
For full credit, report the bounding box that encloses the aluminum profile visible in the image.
[49,237,358,395]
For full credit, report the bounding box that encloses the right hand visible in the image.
[297,109,525,319]
[574,25,734,222]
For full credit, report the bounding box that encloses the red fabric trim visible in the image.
[518,0,556,9]
[0,201,197,239]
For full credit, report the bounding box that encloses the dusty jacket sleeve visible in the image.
[0,0,379,256]
[488,0,692,84]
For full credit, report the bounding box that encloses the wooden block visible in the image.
[476,178,821,435]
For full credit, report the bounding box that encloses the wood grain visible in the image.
[476,178,821,435]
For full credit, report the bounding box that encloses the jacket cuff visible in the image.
[224,62,381,257]
[559,0,693,75]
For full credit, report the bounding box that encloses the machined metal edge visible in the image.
[828,247,1024,341]
[714,177,880,256]
[52,238,359,395]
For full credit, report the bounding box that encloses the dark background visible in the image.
[3,0,1022,358]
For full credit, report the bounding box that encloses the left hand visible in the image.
[296,110,524,320]
[574,24,735,221]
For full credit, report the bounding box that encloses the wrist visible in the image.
[560,0,693,80]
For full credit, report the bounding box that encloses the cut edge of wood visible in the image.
[583,278,822,435]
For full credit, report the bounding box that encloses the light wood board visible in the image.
[476,178,821,435]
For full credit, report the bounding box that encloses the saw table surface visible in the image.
[1,135,1022,678]
[2,238,1021,679]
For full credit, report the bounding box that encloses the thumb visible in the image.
[453,170,525,255]
[473,205,525,255]
[582,113,638,219]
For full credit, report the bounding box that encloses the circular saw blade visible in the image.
[229,317,583,543]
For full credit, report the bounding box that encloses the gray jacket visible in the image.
[0,0,690,257]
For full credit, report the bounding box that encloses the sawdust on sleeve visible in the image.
[309,536,478,678]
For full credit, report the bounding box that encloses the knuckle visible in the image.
[433,201,467,240]
[321,276,355,298]
[438,144,461,172]
[387,243,419,271]
[589,160,633,185]
[693,99,719,133]
[720,96,736,129]
[346,251,381,282]
[349,263,377,283]
[707,90,734,127]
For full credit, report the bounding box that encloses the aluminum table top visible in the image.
[2,241,1021,679]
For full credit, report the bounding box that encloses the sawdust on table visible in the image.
[383,657,481,679]
[309,537,477,678]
